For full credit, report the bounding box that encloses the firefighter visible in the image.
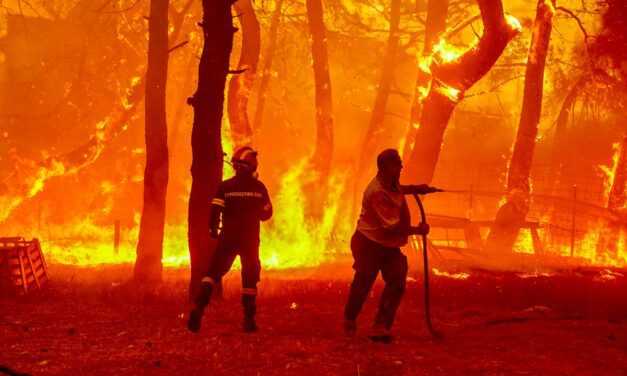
[344,148,438,343]
[187,146,273,333]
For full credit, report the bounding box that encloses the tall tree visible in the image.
[187,0,234,298]
[228,0,261,149]
[134,0,170,283]
[253,0,284,130]
[485,0,555,253]
[403,0,520,184]
[355,0,401,194]
[305,0,334,217]
[402,0,449,163]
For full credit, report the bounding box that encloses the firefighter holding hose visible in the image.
[344,148,440,343]
[187,146,273,333]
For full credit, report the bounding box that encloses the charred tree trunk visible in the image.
[485,0,555,253]
[188,0,234,299]
[305,0,334,218]
[402,0,449,163]
[228,0,260,149]
[134,0,170,283]
[253,0,284,130]
[403,0,520,184]
[355,0,401,191]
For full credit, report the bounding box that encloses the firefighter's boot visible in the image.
[187,279,214,333]
[368,322,393,344]
[344,320,357,336]
[242,293,257,333]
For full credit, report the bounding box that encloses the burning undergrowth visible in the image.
[9,160,352,270]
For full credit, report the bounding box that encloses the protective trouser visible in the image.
[194,236,261,316]
[242,294,256,319]
[344,231,408,329]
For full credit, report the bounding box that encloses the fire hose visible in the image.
[412,191,444,339]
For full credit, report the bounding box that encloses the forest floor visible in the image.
[2,261,627,376]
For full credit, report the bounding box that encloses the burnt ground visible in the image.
[2,262,627,376]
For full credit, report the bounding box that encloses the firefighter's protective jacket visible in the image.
[210,175,273,243]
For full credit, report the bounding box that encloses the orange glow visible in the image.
[513,229,535,254]
[432,39,467,64]
[432,268,470,280]
[505,14,523,32]
[600,142,621,204]
[435,82,462,102]
[259,160,348,268]
[0,0,622,274]
[34,160,350,269]
[418,55,433,75]
[542,0,556,16]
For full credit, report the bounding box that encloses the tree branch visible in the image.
[97,0,142,14]
[168,40,189,52]
[556,6,590,42]
[465,74,525,97]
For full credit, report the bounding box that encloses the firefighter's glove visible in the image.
[406,184,442,195]
[258,203,273,221]
[410,223,430,235]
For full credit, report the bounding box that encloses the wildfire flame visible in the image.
[0,74,143,224]
[599,142,621,204]
[31,160,349,269]
[260,160,348,268]
[432,39,467,64]
[432,268,470,280]
[505,14,523,32]
[508,139,627,267]
[435,81,462,102]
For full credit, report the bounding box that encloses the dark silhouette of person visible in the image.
[187,146,273,333]
[344,148,438,343]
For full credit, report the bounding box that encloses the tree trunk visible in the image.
[227,0,260,149]
[305,0,334,218]
[402,0,449,163]
[355,0,401,191]
[188,0,234,299]
[403,0,520,184]
[485,0,555,253]
[134,0,170,283]
[253,0,283,131]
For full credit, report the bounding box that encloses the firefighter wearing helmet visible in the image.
[188,146,273,333]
